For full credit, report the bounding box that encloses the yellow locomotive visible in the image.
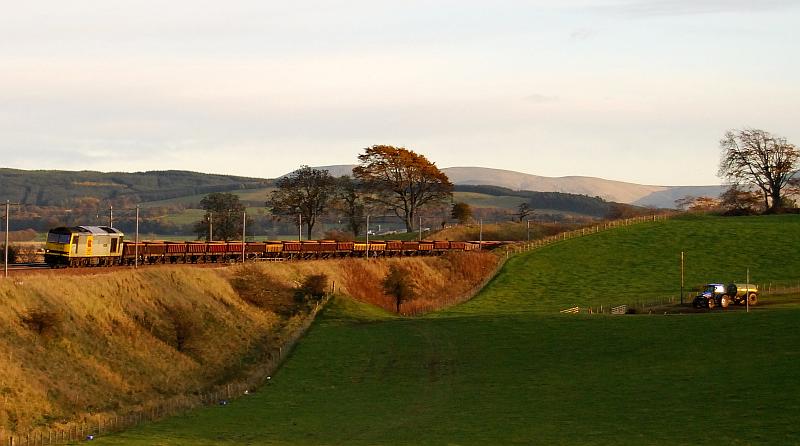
[44,226,124,267]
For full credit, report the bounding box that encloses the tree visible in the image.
[517,202,533,222]
[333,176,366,236]
[353,145,453,232]
[719,186,762,215]
[193,192,245,241]
[674,195,721,213]
[382,264,415,313]
[718,128,799,212]
[451,202,472,225]
[267,166,336,239]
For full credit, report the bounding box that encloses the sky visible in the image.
[1,0,798,186]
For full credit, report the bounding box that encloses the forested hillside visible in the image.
[453,185,647,218]
[0,169,269,207]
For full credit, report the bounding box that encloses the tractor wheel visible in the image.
[748,293,758,306]
[720,295,731,309]
[707,298,716,309]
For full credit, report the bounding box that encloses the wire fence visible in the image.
[0,297,330,446]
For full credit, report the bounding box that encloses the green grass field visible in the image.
[92,215,800,445]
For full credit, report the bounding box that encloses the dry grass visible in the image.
[0,268,279,433]
[432,221,585,241]
[0,253,501,434]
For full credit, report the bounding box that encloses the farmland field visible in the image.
[93,215,800,445]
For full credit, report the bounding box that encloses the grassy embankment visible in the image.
[94,214,800,445]
[0,253,497,436]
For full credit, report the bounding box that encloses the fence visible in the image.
[503,214,672,256]
[1,297,330,446]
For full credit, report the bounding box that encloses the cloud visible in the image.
[604,0,800,16]
[569,28,596,41]
[522,94,559,104]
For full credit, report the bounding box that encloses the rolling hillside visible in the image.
[304,165,724,208]
[0,168,269,207]
[91,215,800,445]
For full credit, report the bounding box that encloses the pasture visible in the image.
[91,215,800,445]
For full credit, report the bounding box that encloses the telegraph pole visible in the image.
[298,213,302,242]
[680,251,685,305]
[479,219,483,251]
[208,212,213,242]
[134,205,140,269]
[109,205,113,228]
[242,211,247,263]
[4,200,9,278]
[419,216,422,241]
[746,268,750,313]
[365,215,370,257]
[527,220,531,242]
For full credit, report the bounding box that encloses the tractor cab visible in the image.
[693,283,725,309]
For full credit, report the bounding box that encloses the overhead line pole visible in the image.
[134,205,139,269]
[242,211,246,263]
[4,200,9,278]
[208,212,213,242]
[680,251,685,305]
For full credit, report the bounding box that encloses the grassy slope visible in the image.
[93,215,800,445]
[446,214,800,314]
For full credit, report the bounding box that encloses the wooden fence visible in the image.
[1,297,330,446]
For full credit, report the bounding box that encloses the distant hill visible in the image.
[454,185,614,218]
[302,165,724,208]
[0,168,270,207]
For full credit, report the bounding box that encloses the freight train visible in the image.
[44,226,491,267]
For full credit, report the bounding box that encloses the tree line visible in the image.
[195,145,454,241]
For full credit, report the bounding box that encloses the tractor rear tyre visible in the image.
[748,293,758,306]
[720,295,731,309]
[707,298,716,309]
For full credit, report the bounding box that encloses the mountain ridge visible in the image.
[303,165,724,208]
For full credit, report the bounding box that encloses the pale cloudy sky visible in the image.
[1,1,798,185]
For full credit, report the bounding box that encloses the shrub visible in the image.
[230,266,298,315]
[0,244,19,264]
[165,306,195,353]
[295,274,329,306]
[21,308,62,336]
[323,229,354,241]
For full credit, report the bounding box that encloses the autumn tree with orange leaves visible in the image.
[353,145,453,233]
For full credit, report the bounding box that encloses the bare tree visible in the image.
[517,202,533,222]
[719,185,762,215]
[333,176,366,236]
[718,128,799,212]
[268,166,337,239]
[194,192,246,241]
